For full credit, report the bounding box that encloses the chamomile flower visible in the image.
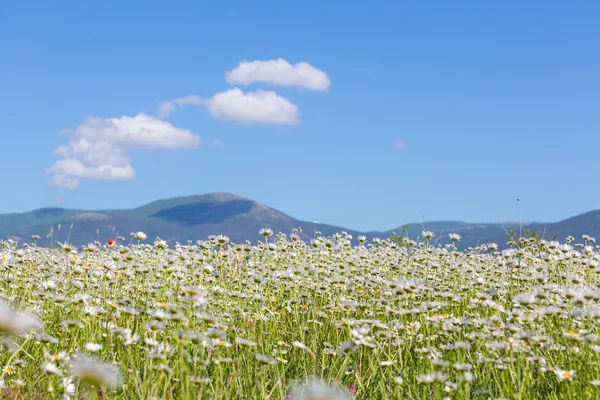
[2,365,15,375]
[85,343,102,352]
[0,302,42,337]
[71,355,122,389]
[259,228,273,238]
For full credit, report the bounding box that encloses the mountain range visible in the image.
[0,192,597,249]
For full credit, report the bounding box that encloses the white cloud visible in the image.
[47,174,80,190]
[204,88,299,125]
[158,58,328,122]
[46,113,200,189]
[157,101,177,119]
[158,90,299,125]
[157,95,203,118]
[393,140,409,149]
[226,59,330,91]
[173,95,203,107]
[53,139,131,167]
[46,158,135,190]
[58,114,200,149]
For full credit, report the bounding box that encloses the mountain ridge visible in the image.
[0,193,598,249]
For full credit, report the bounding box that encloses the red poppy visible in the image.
[107,239,116,246]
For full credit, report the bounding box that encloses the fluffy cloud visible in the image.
[157,101,177,119]
[46,113,200,189]
[172,95,203,107]
[47,57,328,189]
[157,59,327,122]
[157,95,203,118]
[59,114,200,149]
[225,59,330,91]
[204,88,299,125]
[157,90,299,125]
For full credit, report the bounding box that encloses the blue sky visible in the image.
[1,1,599,231]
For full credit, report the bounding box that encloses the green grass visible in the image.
[0,232,598,399]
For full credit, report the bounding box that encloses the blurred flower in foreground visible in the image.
[71,354,122,389]
[0,301,42,337]
[288,377,353,400]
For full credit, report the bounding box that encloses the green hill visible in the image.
[0,193,596,249]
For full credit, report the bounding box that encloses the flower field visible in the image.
[0,229,599,399]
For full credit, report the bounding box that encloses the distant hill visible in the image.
[0,192,596,249]
[0,193,365,247]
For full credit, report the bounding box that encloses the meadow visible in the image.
[0,228,599,399]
